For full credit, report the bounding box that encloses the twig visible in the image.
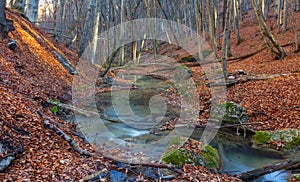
[78,168,108,182]
[37,110,91,157]
[194,122,264,129]
[99,153,184,175]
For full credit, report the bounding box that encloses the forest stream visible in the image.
[74,75,293,181]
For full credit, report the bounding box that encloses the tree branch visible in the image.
[37,110,91,157]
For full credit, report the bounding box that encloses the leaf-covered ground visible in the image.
[0,7,300,181]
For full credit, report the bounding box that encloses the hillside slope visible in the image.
[0,10,103,181]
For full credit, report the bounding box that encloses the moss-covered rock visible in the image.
[200,145,221,169]
[252,129,300,151]
[289,173,300,181]
[161,137,221,170]
[210,101,248,124]
[253,131,271,144]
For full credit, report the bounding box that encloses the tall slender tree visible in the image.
[54,0,66,41]
[78,0,96,57]
[252,0,286,59]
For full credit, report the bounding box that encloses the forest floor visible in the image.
[0,8,299,181]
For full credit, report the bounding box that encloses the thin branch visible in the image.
[37,111,91,157]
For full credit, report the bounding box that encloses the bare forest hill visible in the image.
[0,5,299,181]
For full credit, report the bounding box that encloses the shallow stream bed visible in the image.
[74,75,294,181]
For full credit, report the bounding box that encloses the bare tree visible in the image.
[252,0,286,59]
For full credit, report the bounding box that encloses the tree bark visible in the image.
[252,0,287,59]
[24,0,39,22]
[90,0,101,65]
[292,1,299,52]
[221,0,230,80]
[0,0,15,37]
[283,0,288,32]
[78,0,96,57]
[54,0,66,41]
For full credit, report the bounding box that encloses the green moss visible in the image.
[253,131,271,144]
[285,135,300,149]
[201,145,221,169]
[290,174,300,181]
[162,148,192,166]
[161,138,221,170]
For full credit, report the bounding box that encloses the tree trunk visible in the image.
[11,0,25,13]
[78,0,96,57]
[282,0,288,32]
[234,0,242,44]
[0,0,15,37]
[292,1,299,52]
[24,0,39,22]
[90,0,101,65]
[54,0,66,41]
[252,0,287,59]
[195,0,204,60]
[119,0,126,66]
[207,0,217,56]
[221,0,230,80]
[277,0,282,33]
[226,0,233,58]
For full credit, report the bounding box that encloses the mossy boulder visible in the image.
[252,131,271,144]
[161,137,221,170]
[252,129,300,151]
[289,174,300,181]
[210,101,248,124]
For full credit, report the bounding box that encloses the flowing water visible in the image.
[76,75,292,181]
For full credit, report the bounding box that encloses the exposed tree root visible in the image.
[37,111,91,157]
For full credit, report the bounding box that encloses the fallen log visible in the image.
[47,100,99,118]
[46,100,122,123]
[53,50,78,75]
[37,111,91,157]
[99,152,184,174]
[236,156,300,181]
